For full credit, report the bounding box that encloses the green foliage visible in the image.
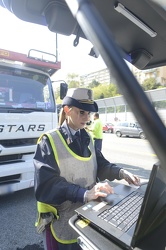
[53,75,121,101]
[141,77,162,91]
[56,95,62,104]
[88,80,100,88]
[53,72,162,103]
[93,83,120,99]
[153,100,166,109]
[68,81,80,88]
[66,73,79,80]
[66,73,80,88]
[54,86,60,99]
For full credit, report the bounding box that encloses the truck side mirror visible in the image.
[60,82,68,100]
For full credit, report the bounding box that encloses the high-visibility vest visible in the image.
[36,129,97,244]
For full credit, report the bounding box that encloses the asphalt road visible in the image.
[102,133,157,180]
[0,188,43,250]
[0,134,158,250]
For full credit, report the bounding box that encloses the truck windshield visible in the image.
[0,67,55,112]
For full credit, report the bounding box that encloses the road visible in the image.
[0,134,158,250]
[0,188,43,250]
[102,133,158,180]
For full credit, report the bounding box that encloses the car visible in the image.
[103,123,114,133]
[114,121,146,139]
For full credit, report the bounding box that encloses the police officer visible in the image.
[34,88,140,250]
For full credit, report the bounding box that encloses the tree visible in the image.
[54,86,60,100]
[88,79,100,88]
[141,77,162,91]
[66,73,80,88]
[54,73,120,101]
[93,83,120,99]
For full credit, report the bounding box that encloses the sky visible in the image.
[0,6,106,80]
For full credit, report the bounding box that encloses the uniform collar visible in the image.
[60,120,90,145]
[61,120,80,136]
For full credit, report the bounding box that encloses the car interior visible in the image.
[0,0,166,70]
[0,0,166,248]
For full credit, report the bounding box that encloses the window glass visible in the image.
[121,122,128,127]
[0,67,55,112]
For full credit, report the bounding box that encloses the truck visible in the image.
[0,48,66,195]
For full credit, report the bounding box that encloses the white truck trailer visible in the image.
[0,48,65,195]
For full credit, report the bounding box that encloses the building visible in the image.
[80,65,166,87]
[131,65,166,86]
[80,68,114,86]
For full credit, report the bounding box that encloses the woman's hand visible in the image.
[85,182,114,202]
[120,169,140,186]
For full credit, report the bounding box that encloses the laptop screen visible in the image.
[132,162,166,246]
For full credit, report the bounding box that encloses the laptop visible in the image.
[75,162,166,249]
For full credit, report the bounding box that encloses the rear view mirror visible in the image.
[60,82,68,100]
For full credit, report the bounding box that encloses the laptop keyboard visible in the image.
[98,191,144,232]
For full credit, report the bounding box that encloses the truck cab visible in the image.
[0,48,64,195]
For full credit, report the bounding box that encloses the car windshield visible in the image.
[0,67,55,112]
